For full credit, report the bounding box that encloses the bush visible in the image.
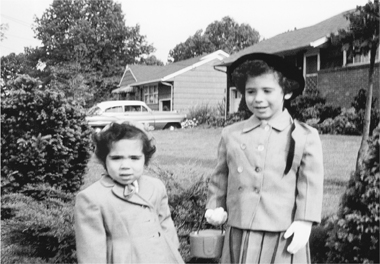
[149,164,216,263]
[325,125,380,263]
[289,88,327,122]
[185,103,226,128]
[1,184,76,263]
[316,108,361,135]
[309,217,334,264]
[1,75,93,194]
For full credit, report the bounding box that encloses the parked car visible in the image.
[85,100,186,131]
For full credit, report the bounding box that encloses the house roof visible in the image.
[217,9,352,67]
[118,50,229,89]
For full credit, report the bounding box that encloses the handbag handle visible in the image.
[195,210,224,235]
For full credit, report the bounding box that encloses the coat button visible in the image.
[237,167,243,173]
[257,145,264,151]
[264,125,270,131]
[255,167,261,172]
[253,187,260,194]
[238,186,243,191]
[240,143,246,150]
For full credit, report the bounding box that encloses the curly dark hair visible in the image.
[231,60,300,96]
[92,122,156,167]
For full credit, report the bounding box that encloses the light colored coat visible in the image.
[74,175,184,264]
[206,110,324,231]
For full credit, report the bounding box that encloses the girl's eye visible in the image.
[110,156,122,160]
[131,156,142,160]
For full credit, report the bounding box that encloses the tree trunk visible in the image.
[355,45,376,171]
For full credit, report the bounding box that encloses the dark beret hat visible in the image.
[229,52,305,99]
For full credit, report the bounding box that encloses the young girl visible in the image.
[74,122,184,264]
[205,53,324,263]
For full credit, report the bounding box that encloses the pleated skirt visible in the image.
[219,226,311,264]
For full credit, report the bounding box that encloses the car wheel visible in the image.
[164,123,181,130]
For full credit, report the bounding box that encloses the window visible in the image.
[346,48,379,65]
[143,85,158,104]
[125,105,141,112]
[105,106,123,113]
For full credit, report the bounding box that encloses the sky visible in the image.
[0,0,370,62]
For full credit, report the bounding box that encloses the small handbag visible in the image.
[189,213,225,259]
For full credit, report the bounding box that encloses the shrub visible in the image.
[187,104,215,125]
[185,103,226,128]
[149,164,216,263]
[325,125,380,263]
[289,88,327,122]
[316,108,361,135]
[1,75,93,194]
[309,216,334,264]
[1,184,76,264]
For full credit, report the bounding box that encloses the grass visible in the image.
[83,127,361,218]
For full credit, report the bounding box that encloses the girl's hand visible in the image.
[205,207,227,226]
[284,220,312,254]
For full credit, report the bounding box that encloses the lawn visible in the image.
[84,127,361,218]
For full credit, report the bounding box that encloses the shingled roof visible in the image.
[118,50,229,89]
[217,9,352,67]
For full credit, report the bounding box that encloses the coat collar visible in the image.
[100,175,153,207]
[243,109,293,133]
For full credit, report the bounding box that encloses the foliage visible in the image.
[139,55,164,66]
[169,16,260,62]
[149,164,214,262]
[1,51,42,84]
[330,0,379,170]
[31,0,156,104]
[325,125,380,263]
[34,0,154,72]
[181,118,199,129]
[316,108,360,135]
[1,185,76,264]
[186,103,226,128]
[1,75,92,194]
[331,0,379,58]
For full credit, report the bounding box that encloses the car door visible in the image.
[120,105,156,128]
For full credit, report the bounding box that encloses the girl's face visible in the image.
[106,138,145,185]
[245,73,290,121]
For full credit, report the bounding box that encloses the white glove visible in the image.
[284,220,312,254]
[205,207,227,226]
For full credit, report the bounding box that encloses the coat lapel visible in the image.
[291,120,307,166]
[100,175,154,207]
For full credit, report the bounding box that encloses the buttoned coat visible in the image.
[74,175,184,264]
[206,112,324,231]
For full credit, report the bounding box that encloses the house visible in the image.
[215,9,380,114]
[113,50,229,113]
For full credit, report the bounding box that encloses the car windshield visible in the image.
[87,106,103,116]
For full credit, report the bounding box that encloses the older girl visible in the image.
[205,53,324,263]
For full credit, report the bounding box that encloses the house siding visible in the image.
[318,63,379,108]
[172,60,226,113]
[120,71,136,87]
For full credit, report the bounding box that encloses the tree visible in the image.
[169,16,260,62]
[34,0,154,73]
[205,16,260,54]
[139,55,164,66]
[331,0,379,170]
[33,0,155,105]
